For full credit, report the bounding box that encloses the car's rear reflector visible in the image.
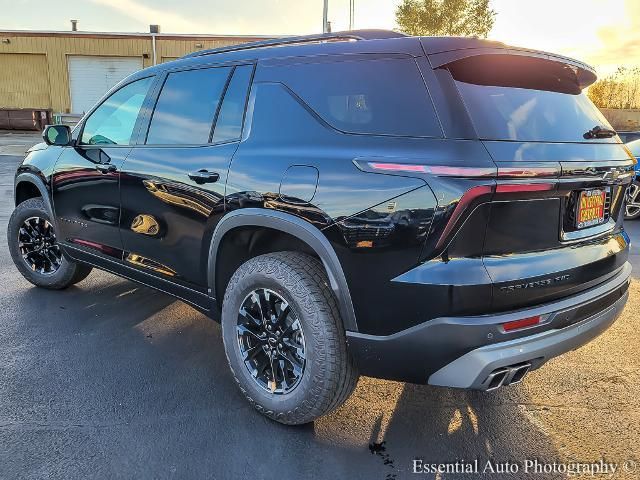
[502,316,542,332]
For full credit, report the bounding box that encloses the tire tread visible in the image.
[8,197,92,289]
[222,251,358,425]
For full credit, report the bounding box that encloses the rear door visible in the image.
[119,63,254,291]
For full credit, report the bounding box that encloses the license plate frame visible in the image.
[575,188,607,229]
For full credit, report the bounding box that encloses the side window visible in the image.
[81,77,153,146]
[279,58,442,137]
[146,67,231,145]
[212,65,253,142]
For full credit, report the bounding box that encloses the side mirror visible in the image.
[43,125,72,146]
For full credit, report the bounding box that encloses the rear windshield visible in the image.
[449,55,616,143]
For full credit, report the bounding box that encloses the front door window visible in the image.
[81,77,153,146]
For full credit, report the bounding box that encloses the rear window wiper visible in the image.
[583,125,617,139]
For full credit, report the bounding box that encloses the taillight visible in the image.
[435,184,493,249]
[366,162,495,177]
[497,166,560,178]
[495,183,554,193]
[367,162,428,173]
[502,316,542,332]
[361,160,562,180]
[358,159,559,253]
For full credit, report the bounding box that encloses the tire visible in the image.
[8,197,92,289]
[221,252,359,425]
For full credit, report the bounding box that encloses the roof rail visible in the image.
[181,29,407,59]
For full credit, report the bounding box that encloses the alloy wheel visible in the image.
[626,183,640,218]
[236,288,306,394]
[18,216,62,275]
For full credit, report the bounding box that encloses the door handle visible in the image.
[95,163,117,174]
[188,169,220,184]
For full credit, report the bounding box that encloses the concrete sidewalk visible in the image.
[0,130,43,156]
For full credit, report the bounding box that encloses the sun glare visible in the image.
[333,0,634,77]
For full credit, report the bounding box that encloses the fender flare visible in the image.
[208,208,358,332]
[14,172,58,230]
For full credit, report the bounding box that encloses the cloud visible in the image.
[585,0,640,75]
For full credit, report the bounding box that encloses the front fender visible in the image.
[14,172,57,230]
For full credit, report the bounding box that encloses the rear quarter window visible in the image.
[277,57,442,138]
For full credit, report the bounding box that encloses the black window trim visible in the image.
[207,66,236,143]
[212,63,257,144]
[75,74,157,149]
[141,62,256,148]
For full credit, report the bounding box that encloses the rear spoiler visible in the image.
[423,43,597,89]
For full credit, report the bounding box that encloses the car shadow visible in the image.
[15,273,176,331]
[349,382,566,479]
[5,275,564,480]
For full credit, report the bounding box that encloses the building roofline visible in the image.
[0,29,279,41]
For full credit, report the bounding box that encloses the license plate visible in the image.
[576,188,607,229]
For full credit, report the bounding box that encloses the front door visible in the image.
[52,76,155,262]
[119,64,254,291]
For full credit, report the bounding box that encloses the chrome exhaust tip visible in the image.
[483,368,510,391]
[482,362,532,391]
[506,363,531,386]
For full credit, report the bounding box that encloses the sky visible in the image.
[0,0,637,77]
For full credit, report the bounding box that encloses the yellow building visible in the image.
[0,29,268,127]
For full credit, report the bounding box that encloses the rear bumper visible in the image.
[346,262,631,385]
[429,289,627,389]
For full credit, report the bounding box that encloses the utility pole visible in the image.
[349,0,354,30]
[323,0,329,33]
[150,24,160,66]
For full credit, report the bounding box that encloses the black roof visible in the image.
[134,30,595,87]
[182,30,409,58]
[179,29,514,60]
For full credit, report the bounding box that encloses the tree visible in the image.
[396,0,496,38]
[588,67,640,110]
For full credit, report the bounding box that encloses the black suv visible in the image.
[9,31,633,424]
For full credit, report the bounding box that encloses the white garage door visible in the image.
[68,56,143,114]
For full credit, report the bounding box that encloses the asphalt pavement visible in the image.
[1,147,639,480]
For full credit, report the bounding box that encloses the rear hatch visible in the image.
[430,51,635,310]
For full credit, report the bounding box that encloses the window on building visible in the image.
[146,67,232,145]
[81,77,153,145]
[212,65,254,143]
[280,58,442,137]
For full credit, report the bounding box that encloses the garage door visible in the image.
[0,53,50,108]
[68,56,143,114]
